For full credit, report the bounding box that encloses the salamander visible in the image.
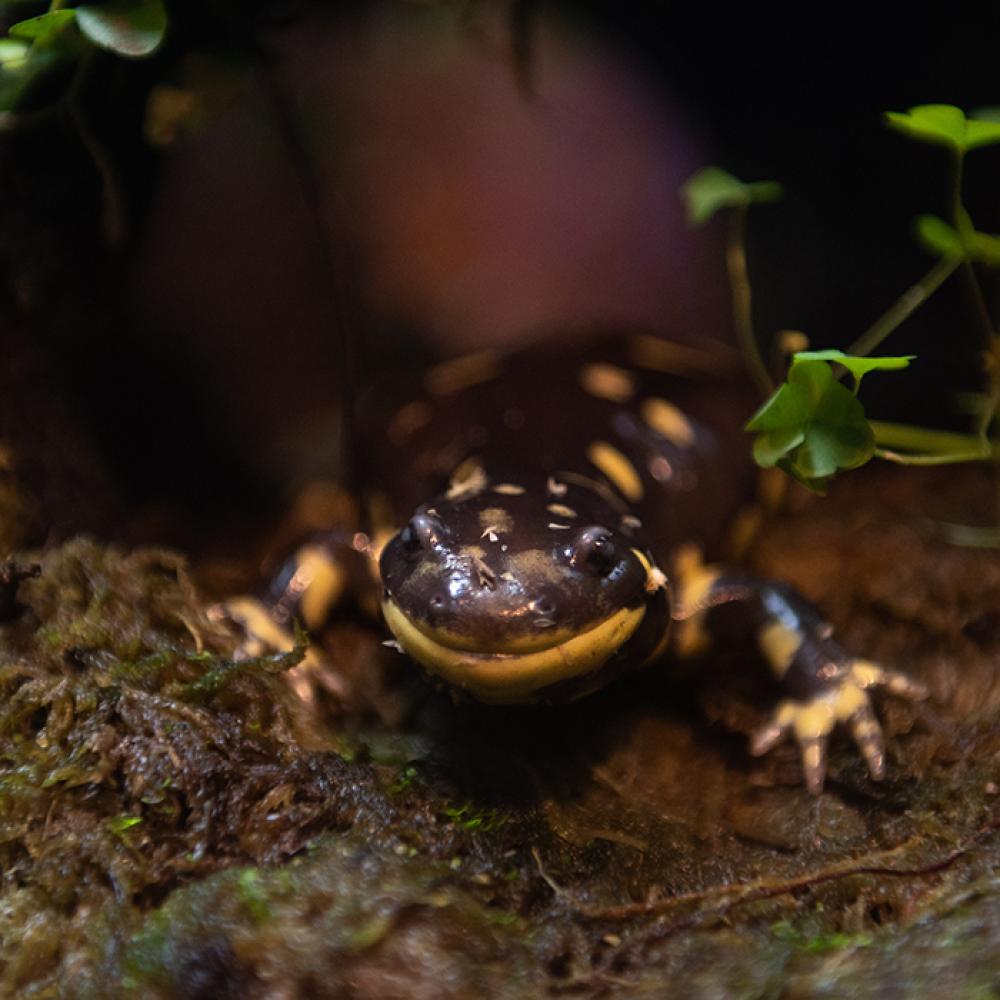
[222,334,927,794]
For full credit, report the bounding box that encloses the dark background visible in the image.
[2,1,997,524]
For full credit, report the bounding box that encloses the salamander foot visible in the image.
[750,656,929,794]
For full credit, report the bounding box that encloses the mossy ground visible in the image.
[0,460,998,998]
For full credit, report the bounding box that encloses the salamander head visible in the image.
[379,473,669,703]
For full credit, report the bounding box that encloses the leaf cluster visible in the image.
[684,104,1000,494]
[746,353,912,492]
[0,0,166,114]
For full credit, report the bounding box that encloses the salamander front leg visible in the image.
[675,555,928,793]
[209,532,370,684]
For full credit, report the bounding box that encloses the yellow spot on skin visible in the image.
[627,334,729,375]
[579,363,636,403]
[478,508,513,533]
[549,523,571,530]
[728,504,764,560]
[546,477,567,497]
[673,544,720,614]
[642,397,696,447]
[425,350,501,395]
[447,459,488,500]
[387,401,432,444]
[547,503,577,518]
[382,598,646,704]
[671,544,721,658]
[587,441,643,503]
[757,621,803,678]
[494,483,525,496]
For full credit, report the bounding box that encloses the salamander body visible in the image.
[226,334,927,793]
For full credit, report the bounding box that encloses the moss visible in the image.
[3,475,1000,996]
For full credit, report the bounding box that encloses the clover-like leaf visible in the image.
[76,0,167,58]
[915,213,1000,266]
[746,356,879,492]
[885,104,1000,154]
[8,10,77,45]
[0,38,29,69]
[915,215,964,259]
[964,228,1000,267]
[681,166,782,226]
[793,350,915,383]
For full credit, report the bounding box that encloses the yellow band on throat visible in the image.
[381,598,645,704]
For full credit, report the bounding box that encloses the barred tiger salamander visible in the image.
[222,335,927,794]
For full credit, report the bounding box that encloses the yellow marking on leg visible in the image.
[289,545,346,630]
[792,698,836,741]
[587,441,643,503]
[833,679,868,720]
[757,621,802,678]
[494,483,525,496]
[219,597,298,657]
[641,397,696,447]
[579,363,636,403]
[671,544,721,658]
[849,660,882,688]
[425,350,501,395]
[547,503,577,518]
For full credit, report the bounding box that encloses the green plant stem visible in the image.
[870,419,998,456]
[847,257,958,358]
[874,447,992,466]
[975,384,1000,441]
[727,206,773,397]
[950,152,996,349]
[65,49,126,245]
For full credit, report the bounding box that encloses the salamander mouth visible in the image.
[381,597,646,704]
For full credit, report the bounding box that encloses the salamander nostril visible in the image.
[532,598,555,616]
[429,595,446,610]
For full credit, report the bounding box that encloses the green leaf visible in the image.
[915,214,965,259]
[885,104,1000,154]
[8,9,77,44]
[681,166,782,225]
[964,228,1000,266]
[915,213,1000,266]
[0,39,29,69]
[793,350,915,380]
[966,117,1000,150]
[0,46,66,113]
[745,357,877,492]
[76,0,167,58]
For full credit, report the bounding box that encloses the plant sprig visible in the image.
[684,104,1000,510]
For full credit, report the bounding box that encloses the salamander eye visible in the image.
[567,526,617,575]
[400,513,443,554]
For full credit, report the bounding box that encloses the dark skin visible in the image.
[230,335,928,791]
